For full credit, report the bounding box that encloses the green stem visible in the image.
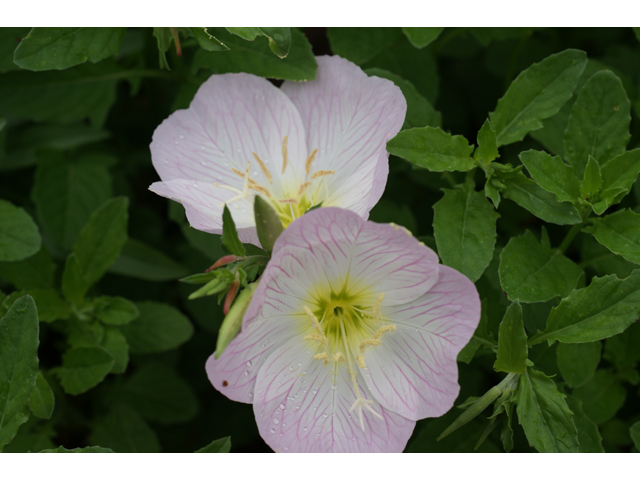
[558,223,584,254]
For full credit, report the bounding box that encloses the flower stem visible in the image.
[558,223,584,254]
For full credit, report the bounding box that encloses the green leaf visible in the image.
[32,152,112,252]
[530,270,640,345]
[258,28,291,58]
[565,396,604,453]
[603,322,640,385]
[0,248,55,290]
[67,320,104,348]
[61,253,87,304]
[108,238,189,281]
[556,342,601,388]
[194,28,316,81]
[225,28,263,41]
[40,445,114,453]
[91,403,160,453]
[0,61,121,127]
[28,372,54,420]
[489,49,587,147]
[196,436,231,453]
[365,68,441,129]
[23,289,69,323]
[189,28,228,52]
[581,155,602,201]
[631,422,640,451]
[327,27,403,65]
[598,149,640,211]
[0,295,39,451]
[475,119,499,165]
[502,172,582,225]
[564,70,631,178]
[0,28,31,73]
[215,282,258,359]
[388,127,475,172]
[514,368,579,452]
[457,300,496,363]
[55,346,114,395]
[573,369,626,424]
[152,28,172,70]
[253,196,283,254]
[72,197,129,289]
[499,230,583,303]
[101,328,128,375]
[519,150,580,204]
[433,186,499,282]
[221,205,247,257]
[494,301,528,374]
[402,27,444,49]
[0,199,40,262]
[113,362,198,425]
[584,209,640,265]
[121,301,193,354]
[93,296,139,326]
[13,28,126,71]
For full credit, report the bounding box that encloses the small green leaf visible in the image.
[153,27,172,70]
[598,149,640,211]
[519,150,581,204]
[401,27,444,49]
[0,247,55,290]
[556,342,602,388]
[327,27,403,65]
[189,28,228,52]
[225,27,263,41]
[91,403,160,453]
[93,296,139,326]
[221,205,247,257]
[40,445,114,453]
[215,282,258,359]
[121,301,193,354]
[603,322,640,385]
[573,369,626,424]
[254,196,283,254]
[0,199,41,262]
[514,368,579,452]
[502,172,582,225]
[564,70,631,178]
[530,270,640,345]
[56,346,114,395]
[387,126,475,172]
[584,209,640,265]
[494,301,528,374]
[489,49,587,147]
[581,155,602,201]
[61,253,87,304]
[631,422,640,450]
[499,230,584,303]
[475,119,499,165]
[196,436,231,453]
[13,27,126,71]
[565,396,604,452]
[29,372,54,420]
[259,28,291,58]
[0,295,39,451]
[433,186,499,282]
[2,289,69,324]
[109,238,189,281]
[101,328,128,375]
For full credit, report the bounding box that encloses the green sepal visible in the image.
[221,205,247,257]
[214,282,258,359]
[254,195,284,254]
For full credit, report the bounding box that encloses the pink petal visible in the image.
[272,207,439,306]
[360,265,481,421]
[252,336,416,452]
[281,56,406,217]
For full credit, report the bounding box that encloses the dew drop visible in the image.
[179,134,184,139]
[270,428,275,434]
[323,413,328,418]
[284,447,289,452]
[283,423,287,427]
[312,390,317,395]
[273,418,280,425]
[279,404,285,410]
[289,366,294,371]
[248,393,253,399]
[244,371,249,377]
[303,427,308,432]
[297,362,302,367]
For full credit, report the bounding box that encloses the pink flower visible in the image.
[206,208,481,452]
[149,56,406,247]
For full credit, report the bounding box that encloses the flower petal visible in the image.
[253,336,416,452]
[272,208,439,306]
[281,56,406,216]
[360,265,481,420]
[205,315,305,404]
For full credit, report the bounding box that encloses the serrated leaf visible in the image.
[0,199,41,262]
[573,369,626,424]
[196,436,231,453]
[556,342,601,388]
[225,27,263,41]
[489,49,587,147]
[494,301,528,374]
[121,301,193,354]
[91,402,160,453]
[0,295,39,451]
[565,396,604,452]
[514,368,579,452]
[475,119,499,165]
[253,196,283,254]
[502,172,582,225]
[564,70,631,178]
[327,27,403,65]
[221,205,246,257]
[530,270,640,345]
[189,28,228,52]
[28,372,54,420]
[402,27,444,49]
[56,346,114,395]
[387,127,475,172]
[93,296,139,326]
[499,230,583,303]
[13,28,126,71]
[433,187,499,282]
[519,149,580,204]
[584,209,640,265]
[40,445,114,453]
[109,238,189,281]
[581,155,602,201]
[598,149,640,210]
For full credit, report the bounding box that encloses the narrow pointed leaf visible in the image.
[215,282,258,359]
[221,205,246,257]
[494,301,528,374]
[580,155,602,201]
[196,436,231,453]
[253,196,283,254]
[475,119,499,165]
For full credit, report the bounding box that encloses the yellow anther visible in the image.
[359,338,382,354]
[372,293,385,322]
[332,352,346,363]
[251,152,273,184]
[231,168,245,178]
[356,354,367,369]
[314,352,330,366]
[305,149,318,175]
[311,170,335,179]
[303,305,327,346]
[304,333,328,346]
[373,324,396,340]
[248,182,272,198]
[281,136,289,174]
[298,181,312,196]
[279,198,298,204]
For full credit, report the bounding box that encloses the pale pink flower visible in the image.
[207,208,481,452]
[149,56,406,246]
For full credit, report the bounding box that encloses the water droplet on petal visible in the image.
[297,362,302,367]
[303,427,308,432]
[179,135,184,139]
[279,404,285,410]
[273,418,280,425]
[284,447,289,451]
[270,428,275,434]
[246,361,252,367]
[244,371,249,376]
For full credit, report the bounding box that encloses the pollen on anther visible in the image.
[311,170,335,179]
[281,136,289,174]
[305,149,318,175]
[252,152,273,184]
[298,181,312,196]
[279,198,298,204]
